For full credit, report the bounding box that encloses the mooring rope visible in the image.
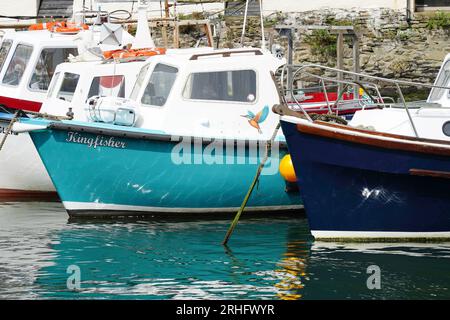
[222,72,286,246]
[222,122,280,246]
[0,110,21,151]
[0,109,73,152]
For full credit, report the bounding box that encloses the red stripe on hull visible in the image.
[0,95,42,112]
[0,188,59,202]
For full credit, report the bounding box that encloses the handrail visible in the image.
[189,49,263,61]
[282,63,450,90]
[279,63,450,139]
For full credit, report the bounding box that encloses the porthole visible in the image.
[442,121,450,137]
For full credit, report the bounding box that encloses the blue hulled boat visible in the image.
[2,47,303,217]
[23,118,300,217]
[277,58,450,241]
[281,117,450,240]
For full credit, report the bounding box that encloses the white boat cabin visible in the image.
[107,47,286,141]
[350,53,450,141]
[40,59,147,121]
[0,26,134,112]
[0,30,78,111]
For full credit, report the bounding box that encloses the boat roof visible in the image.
[53,59,147,75]
[52,47,285,75]
[1,29,80,46]
[143,47,286,71]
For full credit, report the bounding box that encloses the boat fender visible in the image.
[279,154,297,183]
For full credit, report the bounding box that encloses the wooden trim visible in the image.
[409,169,450,179]
[315,121,450,147]
[296,121,450,157]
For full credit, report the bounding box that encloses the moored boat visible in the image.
[0,58,145,200]
[278,59,450,241]
[0,3,156,200]
[11,47,303,216]
[0,16,134,113]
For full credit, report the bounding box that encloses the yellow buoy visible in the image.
[279,154,297,183]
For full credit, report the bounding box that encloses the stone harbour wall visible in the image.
[262,8,450,85]
[156,8,450,90]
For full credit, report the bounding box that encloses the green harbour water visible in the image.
[1,201,450,300]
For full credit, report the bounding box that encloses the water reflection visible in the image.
[0,202,66,299]
[1,202,450,299]
[35,216,312,299]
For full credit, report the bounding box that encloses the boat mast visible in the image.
[132,0,155,49]
[259,0,266,50]
[240,0,266,49]
[240,0,249,47]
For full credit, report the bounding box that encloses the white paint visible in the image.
[0,130,54,192]
[63,201,302,213]
[350,107,450,140]
[11,122,47,132]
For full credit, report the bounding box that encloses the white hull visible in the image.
[0,131,55,193]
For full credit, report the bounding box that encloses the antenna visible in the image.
[259,0,266,50]
[240,0,249,47]
[132,0,155,49]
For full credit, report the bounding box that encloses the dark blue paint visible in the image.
[281,120,450,233]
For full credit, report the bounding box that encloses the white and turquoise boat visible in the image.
[8,47,303,217]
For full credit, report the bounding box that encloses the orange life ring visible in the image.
[53,25,89,33]
[103,48,166,60]
[28,21,62,31]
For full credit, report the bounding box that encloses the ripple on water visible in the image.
[1,202,450,299]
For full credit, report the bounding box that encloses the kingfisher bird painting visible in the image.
[242,105,269,134]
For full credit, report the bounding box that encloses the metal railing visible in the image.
[280,64,450,138]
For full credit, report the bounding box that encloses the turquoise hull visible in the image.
[28,121,302,216]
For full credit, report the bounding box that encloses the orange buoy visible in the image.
[279,154,297,183]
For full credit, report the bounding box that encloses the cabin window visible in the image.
[87,75,125,100]
[130,63,151,101]
[0,40,13,73]
[183,70,257,103]
[1,44,33,86]
[56,72,80,102]
[429,60,450,102]
[47,71,60,98]
[29,47,78,91]
[141,63,178,107]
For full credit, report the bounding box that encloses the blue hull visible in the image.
[281,120,450,239]
[28,122,302,216]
